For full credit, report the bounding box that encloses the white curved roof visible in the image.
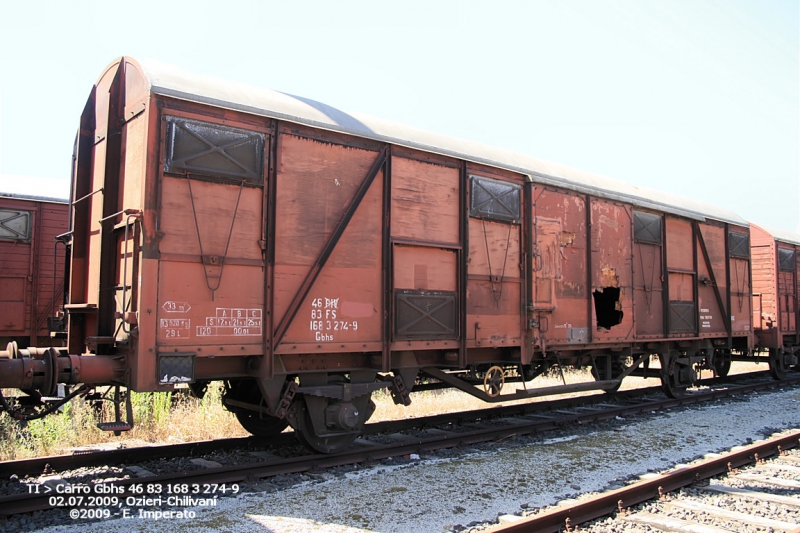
[752,223,800,246]
[137,58,748,227]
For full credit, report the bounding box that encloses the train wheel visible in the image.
[769,348,789,380]
[713,351,732,378]
[659,353,688,399]
[235,410,289,437]
[290,375,375,454]
[293,400,359,454]
[227,380,290,437]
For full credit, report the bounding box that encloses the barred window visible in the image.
[164,117,265,184]
[0,209,31,241]
[728,232,750,259]
[633,211,662,245]
[469,175,521,224]
[779,249,795,271]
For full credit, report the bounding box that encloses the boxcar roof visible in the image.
[751,223,800,246]
[136,58,747,227]
[0,192,69,205]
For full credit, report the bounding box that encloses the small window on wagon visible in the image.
[0,209,32,241]
[164,117,265,185]
[779,249,795,271]
[728,232,750,259]
[469,175,521,224]
[633,211,662,245]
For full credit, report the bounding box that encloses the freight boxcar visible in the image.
[0,58,782,452]
[750,224,800,378]
[0,193,68,348]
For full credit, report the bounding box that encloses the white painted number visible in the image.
[307,296,359,341]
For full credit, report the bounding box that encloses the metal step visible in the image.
[97,422,132,432]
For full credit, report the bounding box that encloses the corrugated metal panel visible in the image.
[130,57,748,226]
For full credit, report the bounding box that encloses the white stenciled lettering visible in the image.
[307,296,361,341]
[196,308,262,337]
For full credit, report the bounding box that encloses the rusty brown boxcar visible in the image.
[0,57,782,452]
[750,223,800,377]
[0,193,68,348]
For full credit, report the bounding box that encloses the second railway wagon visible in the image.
[750,223,800,378]
[0,57,780,452]
[0,193,68,348]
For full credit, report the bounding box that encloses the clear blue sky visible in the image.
[1,0,798,231]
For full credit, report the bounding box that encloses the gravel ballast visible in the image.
[13,386,800,533]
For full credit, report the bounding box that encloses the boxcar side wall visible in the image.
[59,57,757,396]
[751,224,776,334]
[0,197,68,346]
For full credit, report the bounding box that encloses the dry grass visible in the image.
[0,384,248,461]
[0,360,765,461]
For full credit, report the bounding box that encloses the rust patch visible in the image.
[600,265,620,288]
[558,231,575,247]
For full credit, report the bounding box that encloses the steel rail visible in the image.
[0,381,670,479]
[1,373,798,516]
[0,371,792,480]
[485,429,800,533]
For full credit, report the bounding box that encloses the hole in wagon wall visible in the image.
[593,287,624,330]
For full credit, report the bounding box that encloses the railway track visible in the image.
[485,429,800,533]
[0,370,783,480]
[2,371,799,519]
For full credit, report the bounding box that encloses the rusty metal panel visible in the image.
[730,254,752,333]
[391,156,459,244]
[469,175,521,223]
[749,225,778,336]
[633,210,665,336]
[669,272,694,301]
[590,199,633,341]
[633,241,664,336]
[158,177,264,262]
[395,290,457,340]
[393,245,458,341]
[274,133,384,349]
[665,216,696,335]
[696,223,728,334]
[728,229,752,335]
[531,187,589,345]
[164,117,265,184]
[466,169,524,355]
[665,216,694,271]
[157,261,264,348]
[156,115,267,351]
[394,245,457,292]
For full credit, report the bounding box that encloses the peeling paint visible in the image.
[600,265,620,288]
[599,214,619,229]
[558,231,575,247]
